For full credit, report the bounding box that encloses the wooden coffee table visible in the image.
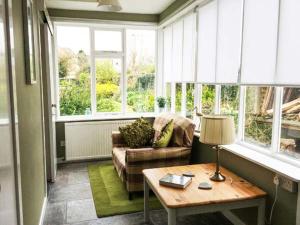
[143,163,266,225]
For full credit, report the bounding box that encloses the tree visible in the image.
[77,50,90,74]
[96,60,120,84]
[59,72,91,116]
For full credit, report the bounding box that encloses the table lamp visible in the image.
[200,115,235,182]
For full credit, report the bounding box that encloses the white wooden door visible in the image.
[47,26,57,181]
[41,22,57,182]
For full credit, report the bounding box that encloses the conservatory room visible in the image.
[1,0,300,225]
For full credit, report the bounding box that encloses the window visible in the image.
[57,26,91,116]
[202,85,215,115]
[221,85,239,129]
[175,83,182,113]
[95,58,122,113]
[55,24,156,117]
[126,29,156,113]
[159,1,300,168]
[186,83,195,118]
[280,87,300,159]
[166,83,172,112]
[243,86,274,148]
[95,30,122,52]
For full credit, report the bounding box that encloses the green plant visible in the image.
[156,96,166,108]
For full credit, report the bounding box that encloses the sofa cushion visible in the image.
[126,146,191,163]
[153,113,195,147]
[119,118,154,148]
[153,119,173,148]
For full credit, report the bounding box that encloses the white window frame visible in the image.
[53,21,158,120]
[236,86,300,167]
[164,78,300,167]
[92,27,124,116]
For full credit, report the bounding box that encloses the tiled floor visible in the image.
[43,161,233,225]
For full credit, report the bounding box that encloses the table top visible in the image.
[143,163,267,209]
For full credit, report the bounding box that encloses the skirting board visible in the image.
[39,197,47,225]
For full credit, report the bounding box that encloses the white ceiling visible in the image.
[46,0,176,14]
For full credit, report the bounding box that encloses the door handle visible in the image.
[51,104,57,108]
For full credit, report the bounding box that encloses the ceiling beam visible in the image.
[48,8,159,23]
[159,0,195,22]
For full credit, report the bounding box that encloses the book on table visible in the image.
[159,173,192,189]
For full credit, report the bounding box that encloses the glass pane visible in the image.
[95,30,122,52]
[126,29,156,113]
[186,83,195,119]
[96,58,121,113]
[0,9,18,224]
[280,88,300,159]
[175,83,182,113]
[201,85,215,115]
[166,83,171,112]
[244,86,274,148]
[221,85,239,130]
[57,26,91,116]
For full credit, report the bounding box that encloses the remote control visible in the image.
[182,172,195,177]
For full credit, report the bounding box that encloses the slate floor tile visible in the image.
[67,171,89,185]
[49,183,92,203]
[43,202,66,225]
[66,199,97,224]
[45,161,232,225]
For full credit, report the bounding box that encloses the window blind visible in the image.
[240,0,279,84]
[276,0,300,85]
[163,26,173,82]
[171,20,184,82]
[182,13,197,82]
[215,0,243,83]
[196,0,218,83]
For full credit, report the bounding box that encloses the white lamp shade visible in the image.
[98,0,122,11]
[200,115,235,145]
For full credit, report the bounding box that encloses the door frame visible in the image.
[39,8,57,183]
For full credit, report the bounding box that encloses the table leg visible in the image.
[167,208,176,225]
[257,199,266,225]
[144,178,150,223]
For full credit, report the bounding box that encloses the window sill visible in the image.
[56,113,157,122]
[221,144,300,182]
[194,133,300,182]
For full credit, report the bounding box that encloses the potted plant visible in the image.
[156,96,166,112]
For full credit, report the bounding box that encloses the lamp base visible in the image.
[210,172,226,182]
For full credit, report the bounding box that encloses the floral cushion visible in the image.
[119,118,154,148]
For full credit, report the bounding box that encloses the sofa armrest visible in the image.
[112,131,126,147]
[126,147,191,163]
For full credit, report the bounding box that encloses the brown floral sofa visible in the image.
[111,113,195,199]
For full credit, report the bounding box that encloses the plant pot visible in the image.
[158,107,165,113]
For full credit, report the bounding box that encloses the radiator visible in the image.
[65,120,134,161]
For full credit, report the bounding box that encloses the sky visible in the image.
[57,26,90,53]
[56,25,156,60]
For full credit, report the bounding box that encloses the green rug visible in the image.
[88,162,162,217]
